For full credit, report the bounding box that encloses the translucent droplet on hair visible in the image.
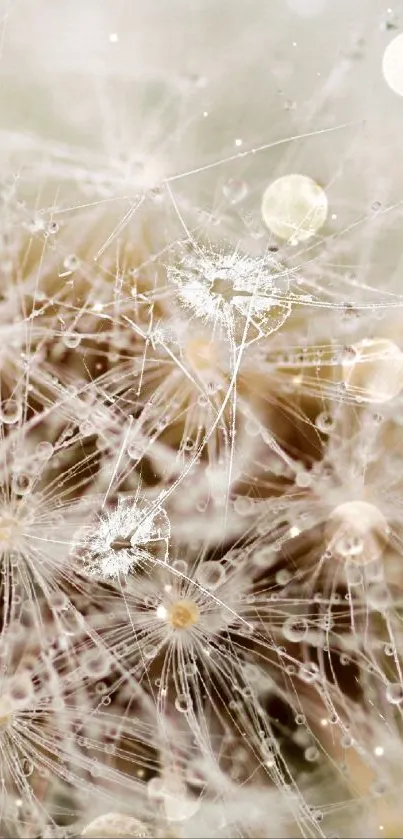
[63,332,81,349]
[222,178,248,204]
[0,399,22,425]
[326,501,389,565]
[82,650,112,679]
[304,746,320,762]
[298,662,319,683]
[8,673,34,708]
[195,560,226,590]
[315,411,335,433]
[35,441,54,460]
[12,473,33,496]
[386,682,403,705]
[63,254,80,272]
[367,583,391,611]
[175,692,192,713]
[282,616,308,642]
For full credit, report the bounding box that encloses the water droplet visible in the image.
[195,561,226,590]
[367,583,391,611]
[35,441,54,460]
[222,178,248,204]
[345,561,363,586]
[175,692,192,713]
[63,254,80,272]
[82,651,111,679]
[233,496,254,516]
[315,411,335,433]
[386,682,403,704]
[62,332,81,349]
[283,617,308,642]
[127,441,143,460]
[0,400,22,425]
[305,746,319,762]
[298,662,319,683]
[295,470,312,488]
[276,568,291,585]
[12,473,32,496]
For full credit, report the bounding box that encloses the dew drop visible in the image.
[305,746,319,762]
[298,662,319,683]
[63,254,80,272]
[222,178,248,204]
[0,400,22,425]
[12,473,33,496]
[386,682,403,705]
[35,441,54,460]
[195,560,226,590]
[282,616,308,642]
[175,692,192,713]
[315,411,335,433]
[127,441,143,461]
[82,650,111,679]
[62,332,81,349]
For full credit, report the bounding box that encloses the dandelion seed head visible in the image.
[74,496,170,579]
[167,599,200,630]
[167,243,291,337]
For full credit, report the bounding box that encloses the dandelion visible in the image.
[73,493,170,579]
[167,241,292,343]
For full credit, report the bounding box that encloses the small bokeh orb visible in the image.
[261,174,328,244]
[383,33,403,96]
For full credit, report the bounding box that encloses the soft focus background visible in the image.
[1,2,403,838]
